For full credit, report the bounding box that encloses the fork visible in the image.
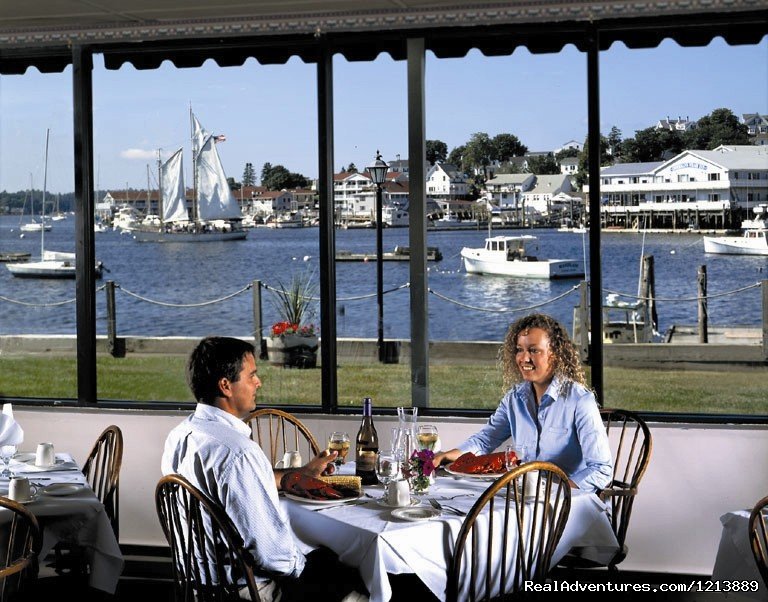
[428,497,466,516]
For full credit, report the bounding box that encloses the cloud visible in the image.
[120,148,156,160]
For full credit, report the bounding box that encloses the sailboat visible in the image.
[132,110,247,243]
[6,130,105,279]
[19,177,52,233]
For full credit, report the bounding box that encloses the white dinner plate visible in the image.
[42,483,85,496]
[375,497,420,508]
[444,463,505,480]
[284,492,360,505]
[391,507,441,522]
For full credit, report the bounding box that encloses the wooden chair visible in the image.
[156,473,263,602]
[244,409,320,466]
[749,494,768,586]
[559,408,652,571]
[0,497,42,602]
[54,424,123,576]
[446,461,572,602]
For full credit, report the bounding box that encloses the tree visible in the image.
[607,126,623,161]
[683,108,749,149]
[463,132,494,180]
[575,135,611,188]
[526,153,560,175]
[555,147,579,161]
[447,145,465,169]
[491,133,527,162]
[261,163,309,190]
[426,140,448,165]
[226,177,241,190]
[242,162,256,187]
[622,127,683,162]
[346,163,358,173]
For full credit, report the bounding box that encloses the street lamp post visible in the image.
[367,151,389,363]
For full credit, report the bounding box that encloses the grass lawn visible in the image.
[1,354,767,416]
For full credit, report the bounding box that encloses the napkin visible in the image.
[0,404,23,446]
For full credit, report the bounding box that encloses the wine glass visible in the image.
[328,432,350,466]
[0,444,17,477]
[417,425,439,452]
[375,451,400,499]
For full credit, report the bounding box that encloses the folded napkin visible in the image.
[0,405,23,446]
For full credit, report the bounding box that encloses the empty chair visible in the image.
[244,409,319,466]
[54,424,123,576]
[559,407,652,571]
[749,494,768,586]
[156,473,263,602]
[0,498,42,602]
[446,461,572,601]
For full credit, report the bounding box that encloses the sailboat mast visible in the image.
[41,128,50,257]
[157,149,163,226]
[190,105,198,222]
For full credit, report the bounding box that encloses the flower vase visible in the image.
[411,475,431,495]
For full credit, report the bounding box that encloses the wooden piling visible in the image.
[698,265,708,344]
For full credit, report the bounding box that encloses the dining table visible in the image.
[0,451,124,594]
[283,463,619,602]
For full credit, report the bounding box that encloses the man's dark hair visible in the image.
[187,337,256,404]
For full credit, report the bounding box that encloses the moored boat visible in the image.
[703,204,768,256]
[460,234,583,279]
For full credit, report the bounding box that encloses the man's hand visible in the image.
[302,449,338,478]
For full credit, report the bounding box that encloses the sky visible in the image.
[0,36,766,194]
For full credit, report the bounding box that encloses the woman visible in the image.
[434,313,612,491]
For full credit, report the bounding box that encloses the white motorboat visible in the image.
[19,221,51,233]
[461,234,584,279]
[703,205,768,256]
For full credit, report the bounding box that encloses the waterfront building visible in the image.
[520,174,574,217]
[560,156,579,176]
[742,113,768,137]
[555,140,584,154]
[585,145,768,228]
[484,173,534,212]
[251,189,294,218]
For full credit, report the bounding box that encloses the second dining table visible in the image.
[284,462,619,602]
[1,450,124,594]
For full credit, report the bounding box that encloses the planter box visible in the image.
[266,335,319,369]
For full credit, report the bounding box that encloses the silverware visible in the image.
[312,499,368,512]
[428,497,466,516]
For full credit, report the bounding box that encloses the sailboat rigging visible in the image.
[6,129,105,279]
[19,174,52,233]
[132,110,247,243]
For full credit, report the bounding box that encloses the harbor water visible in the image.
[1,215,766,342]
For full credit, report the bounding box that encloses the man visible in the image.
[162,336,367,601]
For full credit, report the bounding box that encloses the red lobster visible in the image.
[282,473,344,500]
[451,451,509,474]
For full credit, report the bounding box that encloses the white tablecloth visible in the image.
[0,452,124,594]
[285,468,618,602]
[712,510,767,601]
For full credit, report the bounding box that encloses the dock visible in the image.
[0,252,31,263]
[336,246,442,262]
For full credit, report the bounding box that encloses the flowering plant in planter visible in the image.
[404,449,436,494]
[268,269,319,339]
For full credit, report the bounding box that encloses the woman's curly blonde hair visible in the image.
[500,313,586,390]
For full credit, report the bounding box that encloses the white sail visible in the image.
[195,133,242,221]
[161,148,189,223]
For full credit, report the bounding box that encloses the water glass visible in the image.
[505,444,529,471]
[328,432,350,466]
[375,451,400,490]
[0,444,17,477]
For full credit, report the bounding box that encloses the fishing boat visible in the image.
[460,233,584,279]
[703,205,768,256]
[132,111,247,243]
[6,130,105,279]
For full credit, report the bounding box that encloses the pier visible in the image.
[335,246,442,262]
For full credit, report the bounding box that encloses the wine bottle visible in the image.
[355,397,379,485]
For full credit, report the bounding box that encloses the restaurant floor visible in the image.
[26,558,760,601]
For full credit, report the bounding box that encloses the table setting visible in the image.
[0,406,123,594]
[281,414,619,602]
